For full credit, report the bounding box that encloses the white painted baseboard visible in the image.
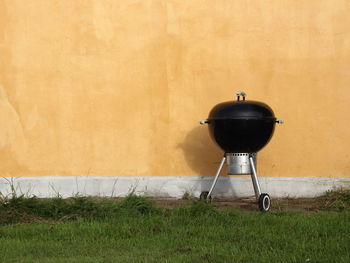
[0,176,349,198]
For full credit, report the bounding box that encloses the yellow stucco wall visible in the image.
[0,0,349,179]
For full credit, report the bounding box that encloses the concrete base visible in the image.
[1,176,349,198]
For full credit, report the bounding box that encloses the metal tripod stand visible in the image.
[199,153,271,212]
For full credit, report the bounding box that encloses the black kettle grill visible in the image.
[200,92,283,211]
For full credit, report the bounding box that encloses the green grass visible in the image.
[0,194,350,263]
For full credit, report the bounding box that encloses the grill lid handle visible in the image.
[236,91,246,101]
[200,120,209,125]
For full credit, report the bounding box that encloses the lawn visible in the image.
[0,194,349,263]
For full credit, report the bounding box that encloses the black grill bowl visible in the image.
[208,118,276,153]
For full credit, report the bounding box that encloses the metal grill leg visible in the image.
[207,156,226,199]
[249,155,261,201]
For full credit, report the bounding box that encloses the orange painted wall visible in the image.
[0,0,349,178]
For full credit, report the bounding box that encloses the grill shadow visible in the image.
[177,126,236,197]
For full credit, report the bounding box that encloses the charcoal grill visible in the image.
[199,92,283,211]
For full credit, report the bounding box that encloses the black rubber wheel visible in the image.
[199,191,212,203]
[258,193,271,212]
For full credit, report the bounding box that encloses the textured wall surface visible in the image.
[0,0,349,182]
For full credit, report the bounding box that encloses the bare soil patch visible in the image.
[152,195,343,212]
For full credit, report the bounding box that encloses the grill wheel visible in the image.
[258,193,271,212]
[199,191,212,203]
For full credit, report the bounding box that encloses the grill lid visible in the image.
[208,92,275,120]
[208,100,275,120]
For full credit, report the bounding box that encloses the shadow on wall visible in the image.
[178,126,236,196]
